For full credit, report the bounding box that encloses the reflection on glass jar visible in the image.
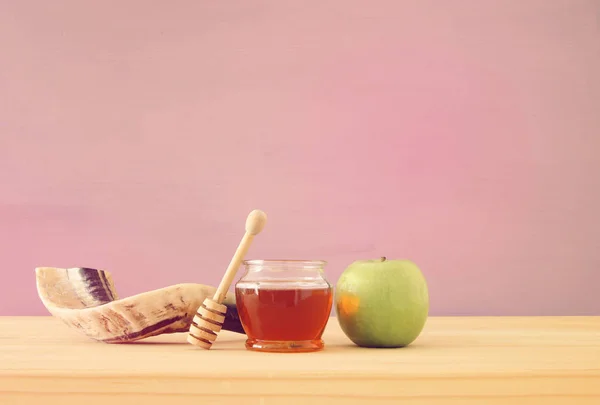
[235,260,333,352]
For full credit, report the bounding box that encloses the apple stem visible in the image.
[380,256,386,262]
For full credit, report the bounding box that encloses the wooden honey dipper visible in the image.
[187,209,267,349]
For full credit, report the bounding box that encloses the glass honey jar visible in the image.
[234,259,333,352]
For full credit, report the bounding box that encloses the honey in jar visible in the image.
[235,260,333,352]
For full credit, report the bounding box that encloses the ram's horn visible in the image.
[35,267,245,343]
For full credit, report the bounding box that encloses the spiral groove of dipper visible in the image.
[186,298,228,349]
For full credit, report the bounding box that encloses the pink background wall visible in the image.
[1,1,599,316]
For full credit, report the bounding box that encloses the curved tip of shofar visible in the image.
[35,267,245,343]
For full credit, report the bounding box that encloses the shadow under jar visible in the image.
[235,260,333,353]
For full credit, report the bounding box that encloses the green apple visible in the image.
[335,257,429,348]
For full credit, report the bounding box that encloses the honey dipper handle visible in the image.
[213,209,267,303]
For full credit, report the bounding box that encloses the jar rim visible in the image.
[243,259,327,267]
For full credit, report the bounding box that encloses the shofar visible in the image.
[35,267,245,343]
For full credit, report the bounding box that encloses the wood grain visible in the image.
[1,316,599,404]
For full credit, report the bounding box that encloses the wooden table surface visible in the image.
[1,316,599,404]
